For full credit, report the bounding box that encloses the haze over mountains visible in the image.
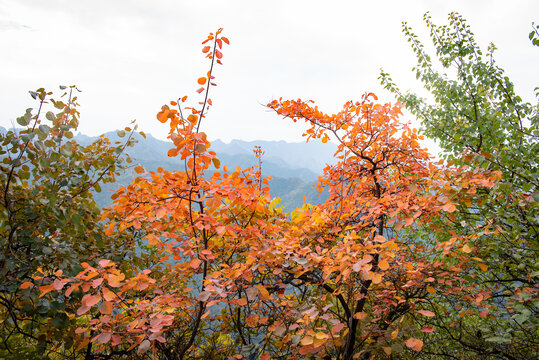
[75,130,338,210]
[0,124,338,209]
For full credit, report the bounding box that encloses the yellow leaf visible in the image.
[462,244,472,253]
[426,286,437,294]
[371,273,383,284]
[353,312,367,320]
[478,263,488,272]
[374,235,386,242]
[300,335,313,346]
[256,285,271,301]
[378,259,389,271]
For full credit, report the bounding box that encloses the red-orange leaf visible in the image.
[76,305,91,316]
[20,281,33,289]
[82,294,101,307]
[65,282,81,297]
[102,287,116,302]
[417,310,435,317]
[155,207,167,218]
[332,323,345,333]
[187,114,198,125]
[405,337,424,351]
[378,259,389,271]
[138,339,151,354]
[100,301,113,315]
[197,77,207,85]
[256,285,270,301]
[39,284,55,298]
[97,332,111,344]
[99,259,111,268]
[441,203,457,212]
[190,258,202,269]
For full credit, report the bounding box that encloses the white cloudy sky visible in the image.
[1,0,538,144]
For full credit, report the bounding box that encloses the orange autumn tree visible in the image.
[35,29,291,359]
[258,96,500,359]
[34,30,500,360]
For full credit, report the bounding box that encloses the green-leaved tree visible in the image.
[381,13,538,359]
[0,86,144,359]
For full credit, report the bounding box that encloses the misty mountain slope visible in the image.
[77,131,335,211]
[1,126,332,210]
[210,139,337,174]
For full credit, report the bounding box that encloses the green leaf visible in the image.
[60,142,73,156]
[16,116,29,126]
[39,125,50,136]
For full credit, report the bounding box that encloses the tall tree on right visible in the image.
[381,13,538,359]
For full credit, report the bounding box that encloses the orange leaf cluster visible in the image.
[33,30,501,359]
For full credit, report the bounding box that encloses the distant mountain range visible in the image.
[1,126,338,210]
[88,131,337,210]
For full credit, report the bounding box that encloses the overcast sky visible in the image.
[1,0,538,144]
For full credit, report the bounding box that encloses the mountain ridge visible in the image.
[0,126,334,210]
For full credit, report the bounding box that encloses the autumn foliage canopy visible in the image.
[3,14,538,360]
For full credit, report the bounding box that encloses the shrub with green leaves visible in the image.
[0,86,143,358]
[381,13,538,359]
